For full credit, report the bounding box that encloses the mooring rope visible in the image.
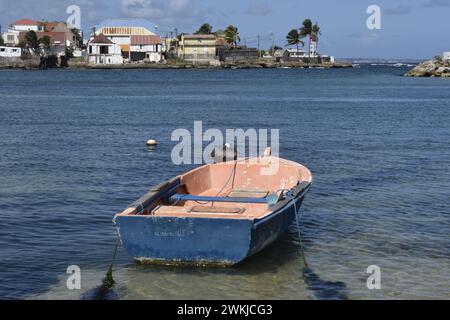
[92,233,120,300]
[288,193,309,268]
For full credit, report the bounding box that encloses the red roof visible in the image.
[12,19,39,26]
[90,34,113,44]
[130,35,161,45]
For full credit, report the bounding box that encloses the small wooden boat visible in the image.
[114,151,312,266]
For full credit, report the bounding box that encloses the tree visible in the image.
[40,35,51,49]
[224,25,240,47]
[23,30,40,52]
[311,22,321,56]
[286,29,304,51]
[71,28,83,48]
[195,23,213,35]
[0,37,4,46]
[299,19,321,57]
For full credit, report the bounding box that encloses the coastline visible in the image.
[0,57,353,70]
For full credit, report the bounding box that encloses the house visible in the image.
[283,48,306,61]
[2,18,44,46]
[1,32,19,46]
[41,21,79,48]
[0,46,21,57]
[87,33,123,65]
[93,18,157,59]
[130,35,162,62]
[178,34,224,62]
[444,52,450,61]
[10,18,44,32]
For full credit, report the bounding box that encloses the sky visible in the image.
[0,0,449,59]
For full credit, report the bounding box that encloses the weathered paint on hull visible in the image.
[114,196,305,266]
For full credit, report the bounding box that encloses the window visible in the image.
[7,35,14,41]
[0,48,5,52]
[89,46,92,54]
[100,45,109,54]
[12,49,18,53]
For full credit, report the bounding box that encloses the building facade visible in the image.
[178,34,220,62]
[0,46,21,57]
[94,19,157,59]
[88,34,123,65]
[129,35,162,62]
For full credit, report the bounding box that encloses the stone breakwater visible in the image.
[68,59,353,70]
[0,57,40,69]
[405,58,450,77]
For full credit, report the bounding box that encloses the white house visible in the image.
[93,18,157,59]
[1,31,19,46]
[88,34,123,65]
[130,35,162,62]
[443,52,450,61]
[10,18,44,32]
[283,48,306,60]
[2,18,44,46]
[0,46,21,58]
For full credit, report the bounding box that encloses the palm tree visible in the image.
[286,29,304,51]
[23,30,40,53]
[299,19,313,57]
[40,35,51,50]
[310,22,321,56]
[224,25,240,47]
[195,23,213,35]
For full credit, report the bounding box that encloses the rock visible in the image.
[146,139,157,146]
[405,56,450,77]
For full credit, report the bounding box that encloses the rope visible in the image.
[93,233,120,300]
[286,191,309,268]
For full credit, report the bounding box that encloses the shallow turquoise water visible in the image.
[0,66,449,299]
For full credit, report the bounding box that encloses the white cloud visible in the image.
[121,0,196,23]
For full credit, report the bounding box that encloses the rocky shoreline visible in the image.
[405,57,450,77]
[1,57,353,70]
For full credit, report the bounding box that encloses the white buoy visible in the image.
[146,139,157,146]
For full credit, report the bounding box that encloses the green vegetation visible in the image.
[40,35,51,49]
[224,25,240,47]
[194,23,213,35]
[299,19,321,56]
[71,28,83,49]
[0,37,4,46]
[286,29,304,51]
[21,30,40,51]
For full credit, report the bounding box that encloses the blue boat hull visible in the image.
[114,195,305,266]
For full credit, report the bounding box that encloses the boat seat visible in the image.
[189,206,245,215]
[151,205,245,216]
[227,189,269,198]
[170,194,268,204]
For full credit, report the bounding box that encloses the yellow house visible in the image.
[178,34,226,62]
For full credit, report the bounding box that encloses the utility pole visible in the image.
[174,27,178,57]
[257,34,260,57]
[270,32,275,56]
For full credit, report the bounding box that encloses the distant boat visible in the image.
[114,151,312,266]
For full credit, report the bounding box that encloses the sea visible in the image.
[0,64,449,299]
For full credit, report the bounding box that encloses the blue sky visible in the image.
[1,0,449,59]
